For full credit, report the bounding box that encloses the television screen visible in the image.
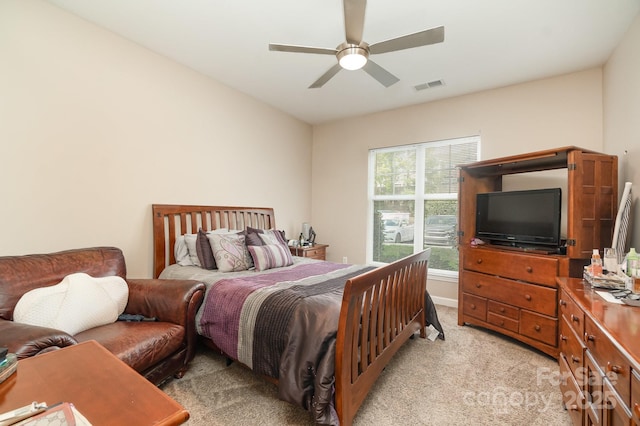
[475,188,562,248]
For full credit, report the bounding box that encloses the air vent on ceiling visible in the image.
[414,79,445,91]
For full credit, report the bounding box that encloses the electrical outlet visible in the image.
[342,256,348,264]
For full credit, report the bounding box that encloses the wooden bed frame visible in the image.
[152,204,430,426]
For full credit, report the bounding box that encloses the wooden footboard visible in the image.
[335,249,431,426]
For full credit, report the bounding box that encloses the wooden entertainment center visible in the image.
[457,146,618,357]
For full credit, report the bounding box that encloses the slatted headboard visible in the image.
[152,204,276,278]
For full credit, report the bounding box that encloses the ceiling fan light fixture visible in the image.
[337,46,368,70]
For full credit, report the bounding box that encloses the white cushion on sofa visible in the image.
[13,273,129,335]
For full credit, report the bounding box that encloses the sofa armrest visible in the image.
[0,320,77,359]
[125,279,205,328]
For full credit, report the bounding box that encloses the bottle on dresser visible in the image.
[628,248,639,277]
[590,248,603,276]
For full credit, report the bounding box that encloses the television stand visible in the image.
[489,243,558,255]
[457,146,618,359]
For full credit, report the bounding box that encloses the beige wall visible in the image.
[4,1,637,306]
[604,13,640,253]
[312,69,604,304]
[0,0,312,277]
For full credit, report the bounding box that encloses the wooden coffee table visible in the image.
[0,340,188,425]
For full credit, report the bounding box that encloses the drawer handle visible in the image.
[475,283,481,288]
[607,363,623,374]
[470,304,476,310]
[571,355,580,364]
[571,314,580,323]
[634,403,640,418]
[499,307,505,313]
[560,334,567,342]
[534,325,541,332]
[568,404,579,412]
[526,266,533,273]
[476,258,483,264]
[524,294,532,301]
[585,333,595,342]
[499,320,504,326]
[559,299,567,306]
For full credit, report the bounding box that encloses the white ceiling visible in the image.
[46,0,640,125]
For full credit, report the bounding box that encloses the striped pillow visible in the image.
[248,244,293,271]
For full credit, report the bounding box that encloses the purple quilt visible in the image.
[199,261,374,424]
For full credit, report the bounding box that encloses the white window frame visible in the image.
[366,136,480,279]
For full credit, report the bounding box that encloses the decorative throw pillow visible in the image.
[174,235,194,266]
[13,273,129,335]
[248,244,294,271]
[245,232,264,246]
[206,232,252,272]
[259,229,288,247]
[247,227,286,245]
[258,232,280,246]
[196,228,216,270]
[183,234,202,267]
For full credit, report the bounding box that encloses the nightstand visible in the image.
[289,243,328,260]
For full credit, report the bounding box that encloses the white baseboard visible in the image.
[430,295,458,308]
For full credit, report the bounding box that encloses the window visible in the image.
[368,136,480,276]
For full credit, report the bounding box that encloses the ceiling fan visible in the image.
[268,0,444,89]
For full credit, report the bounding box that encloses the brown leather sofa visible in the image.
[0,247,206,386]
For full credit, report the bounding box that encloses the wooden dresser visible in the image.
[460,245,560,357]
[558,277,640,426]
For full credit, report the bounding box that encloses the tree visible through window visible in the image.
[368,136,480,275]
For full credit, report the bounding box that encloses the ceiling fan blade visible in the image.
[309,64,343,89]
[343,0,367,45]
[269,43,336,55]
[362,60,399,87]
[369,26,444,55]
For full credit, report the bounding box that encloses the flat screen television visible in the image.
[475,188,562,249]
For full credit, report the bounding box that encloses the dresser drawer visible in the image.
[585,316,631,407]
[487,300,520,333]
[463,247,558,286]
[488,300,519,320]
[462,270,557,317]
[559,315,585,379]
[520,310,557,346]
[462,293,487,321]
[487,311,519,333]
[559,353,585,426]
[290,244,327,260]
[584,351,603,425]
[558,289,584,339]
[631,369,640,423]
[603,378,632,425]
[303,247,326,259]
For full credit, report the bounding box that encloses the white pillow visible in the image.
[183,234,202,267]
[174,235,194,266]
[209,228,230,234]
[13,273,129,335]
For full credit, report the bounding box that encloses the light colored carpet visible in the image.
[161,306,572,425]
